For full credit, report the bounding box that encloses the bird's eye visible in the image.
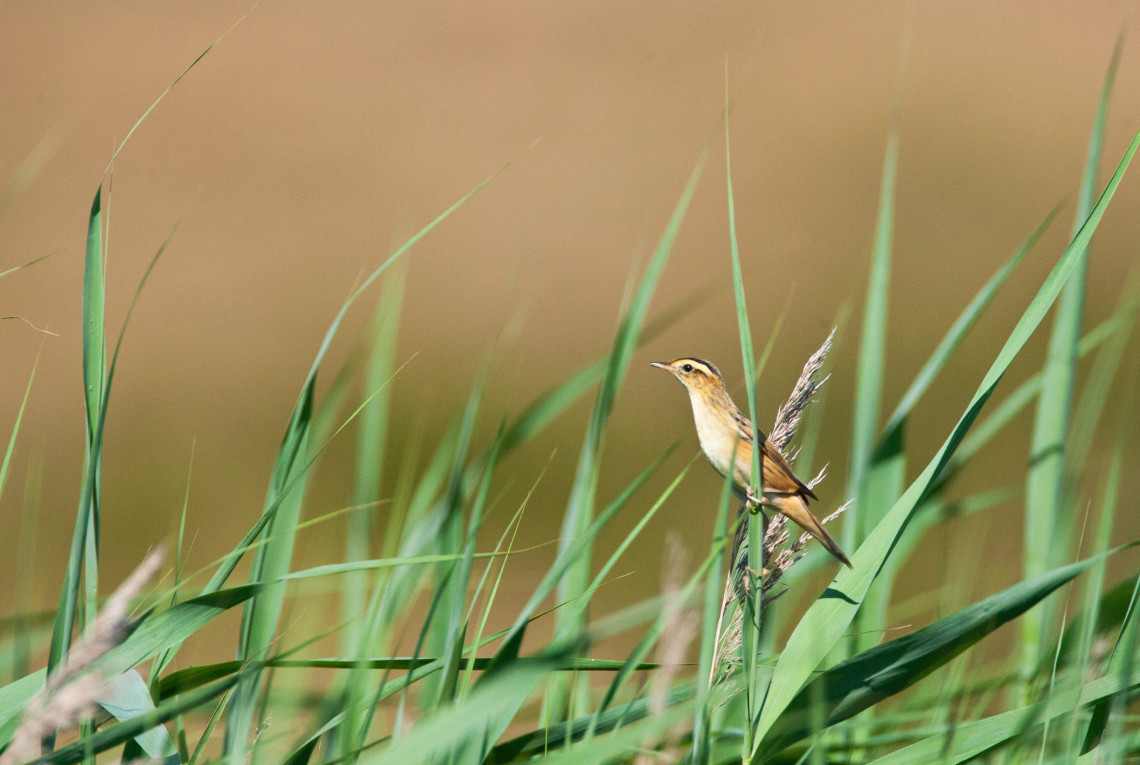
[682,364,693,373]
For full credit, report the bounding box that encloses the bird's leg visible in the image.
[745,487,778,514]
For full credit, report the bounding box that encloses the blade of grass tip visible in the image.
[49,13,223,679]
[345,267,404,653]
[102,13,247,178]
[1022,32,1122,697]
[0,250,59,280]
[202,171,497,600]
[724,94,770,757]
[48,186,105,685]
[548,151,706,721]
[53,211,177,698]
[752,129,1140,755]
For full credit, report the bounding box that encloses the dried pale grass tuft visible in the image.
[711,331,844,689]
[1,548,165,765]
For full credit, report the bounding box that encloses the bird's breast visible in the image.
[688,394,740,480]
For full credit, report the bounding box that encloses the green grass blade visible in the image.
[503,445,675,654]
[764,547,1129,755]
[846,126,898,546]
[724,101,768,758]
[0,250,58,280]
[935,307,1132,489]
[869,667,1140,764]
[1021,33,1122,688]
[752,129,1139,750]
[1079,365,1138,756]
[852,423,906,660]
[0,585,260,743]
[549,152,705,719]
[202,174,497,601]
[345,268,405,652]
[0,345,40,519]
[1062,272,1138,509]
[226,384,313,758]
[570,456,696,638]
[437,419,501,707]
[1064,410,1126,759]
[48,186,105,680]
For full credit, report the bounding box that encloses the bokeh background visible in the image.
[3,1,1139,661]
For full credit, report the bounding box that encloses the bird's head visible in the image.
[649,357,726,395]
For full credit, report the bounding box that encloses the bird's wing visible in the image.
[733,412,818,501]
[760,439,818,501]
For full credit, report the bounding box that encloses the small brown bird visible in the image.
[651,357,851,567]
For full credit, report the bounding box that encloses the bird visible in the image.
[650,357,851,568]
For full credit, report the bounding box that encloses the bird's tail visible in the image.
[770,493,852,568]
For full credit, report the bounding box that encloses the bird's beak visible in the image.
[649,361,671,371]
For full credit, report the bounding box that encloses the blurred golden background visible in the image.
[2,1,1139,655]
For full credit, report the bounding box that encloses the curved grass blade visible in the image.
[931,304,1133,496]
[48,188,104,680]
[869,667,1140,764]
[344,268,405,652]
[764,547,1131,755]
[752,129,1140,753]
